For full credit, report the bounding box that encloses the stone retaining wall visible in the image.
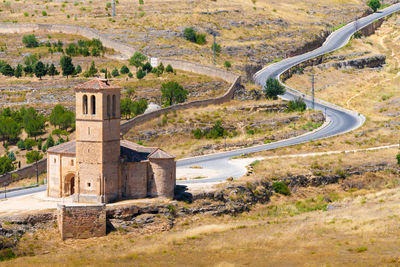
[57,204,106,240]
[120,75,241,134]
[0,158,47,187]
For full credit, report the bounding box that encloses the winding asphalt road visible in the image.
[2,4,400,199]
[177,3,400,184]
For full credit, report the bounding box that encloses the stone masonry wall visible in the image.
[57,204,106,240]
[0,158,47,187]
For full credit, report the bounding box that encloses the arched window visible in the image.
[107,95,111,117]
[91,95,96,115]
[112,94,116,117]
[83,95,88,115]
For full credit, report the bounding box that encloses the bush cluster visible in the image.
[287,98,307,112]
[120,98,148,119]
[183,28,207,45]
[192,120,227,139]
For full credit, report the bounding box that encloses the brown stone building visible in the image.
[47,79,176,203]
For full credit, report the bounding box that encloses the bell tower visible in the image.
[74,79,121,203]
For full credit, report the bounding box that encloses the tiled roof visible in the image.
[47,140,76,154]
[47,140,174,161]
[148,148,175,159]
[74,79,122,90]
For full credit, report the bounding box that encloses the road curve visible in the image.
[3,4,400,199]
[177,4,400,184]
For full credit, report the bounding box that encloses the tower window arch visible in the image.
[112,94,116,117]
[91,95,96,115]
[83,95,88,115]
[107,95,111,117]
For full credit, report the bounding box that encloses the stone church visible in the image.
[46,79,176,203]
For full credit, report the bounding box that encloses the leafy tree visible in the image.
[7,151,16,162]
[26,150,43,186]
[23,138,36,150]
[66,43,78,56]
[0,117,22,144]
[49,104,74,130]
[160,81,188,106]
[136,68,146,79]
[120,65,129,74]
[87,61,98,77]
[143,62,152,73]
[263,78,286,99]
[14,64,23,78]
[183,28,196,42]
[48,63,59,76]
[60,56,75,78]
[91,47,100,57]
[128,72,133,78]
[43,135,55,152]
[112,68,119,77]
[368,0,381,12]
[129,52,147,68]
[165,64,173,73]
[120,98,132,119]
[0,155,14,175]
[23,107,46,139]
[1,64,14,76]
[34,61,47,79]
[74,65,82,75]
[17,140,25,150]
[287,98,307,112]
[22,34,39,48]
[224,61,232,70]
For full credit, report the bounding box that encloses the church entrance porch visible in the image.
[64,173,76,197]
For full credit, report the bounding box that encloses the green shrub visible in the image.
[42,10,47,16]
[22,34,39,48]
[142,62,152,73]
[120,65,129,74]
[192,128,203,139]
[165,64,173,73]
[367,0,381,12]
[112,68,119,77]
[136,68,146,79]
[287,98,307,112]
[263,78,285,99]
[128,72,133,78]
[183,27,196,42]
[224,61,232,70]
[272,181,291,196]
[195,33,206,45]
[211,43,221,54]
[396,153,400,165]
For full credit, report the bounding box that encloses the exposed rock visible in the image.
[317,55,386,70]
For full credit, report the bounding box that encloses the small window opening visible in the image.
[71,160,74,166]
[91,95,96,115]
[87,182,91,188]
[83,95,88,114]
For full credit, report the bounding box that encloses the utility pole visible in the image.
[354,17,358,31]
[112,0,116,17]
[213,33,216,65]
[311,74,315,110]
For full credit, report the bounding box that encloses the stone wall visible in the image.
[120,76,241,134]
[0,158,47,187]
[57,204,106,240]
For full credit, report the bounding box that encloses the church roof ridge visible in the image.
[74,79,122,90]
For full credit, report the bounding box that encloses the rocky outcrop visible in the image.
[318,54,386,70]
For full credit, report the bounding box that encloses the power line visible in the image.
[311,74,315,110]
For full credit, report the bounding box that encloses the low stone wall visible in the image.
[0,158,47,187]
[57,204,106,240]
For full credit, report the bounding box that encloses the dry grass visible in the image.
[0,0,368,69]
[246,147,399,180]
[5,170,400,266]
[125,99,323,158]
